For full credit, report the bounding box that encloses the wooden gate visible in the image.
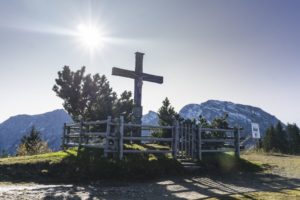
[177,123,197,160]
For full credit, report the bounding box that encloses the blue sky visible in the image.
[0,0,300,125]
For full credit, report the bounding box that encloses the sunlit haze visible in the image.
[0,0,300,125]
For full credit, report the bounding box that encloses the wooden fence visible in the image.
[63,116,242,160]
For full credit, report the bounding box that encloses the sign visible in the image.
[251,123,261,139]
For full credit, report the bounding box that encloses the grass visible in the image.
[0,145,183,183]
[197,152,262,174]
[234,188,300,199]
[241,151,300,178]
[0,144,262,183]
[0,149,77,165]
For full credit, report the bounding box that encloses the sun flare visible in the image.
[76,23,103,51]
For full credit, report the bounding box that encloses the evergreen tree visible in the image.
[198,115,209,128]
[17,126,51,156]
[53,66,133,122]
[158,97,179,126]
[274,122,288,153]
[158,97,179,138]
[286,123,300,154]
[210,113,229,138]
[262,126,276,152]
[262,122,289,153]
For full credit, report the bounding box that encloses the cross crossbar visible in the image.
[112,52,164,136]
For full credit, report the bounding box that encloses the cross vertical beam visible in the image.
[112,52,164,137]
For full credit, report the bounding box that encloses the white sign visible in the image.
[251,123,261,139]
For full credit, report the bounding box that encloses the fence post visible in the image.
[192,124,195,160]
[180,123,183,158]
[184,124,187,157]
[119,116,124,160]
[104,116,111,158]
[172,121,179,159]
[234,127,240,158]
[79,120,84,149]
[62,123,66,150]
[198,125,202,160]
[86,125,90,144]
[66,126,70,146]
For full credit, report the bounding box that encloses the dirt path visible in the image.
[1,173,300,200]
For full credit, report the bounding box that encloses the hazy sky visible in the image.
[0,0,299,125]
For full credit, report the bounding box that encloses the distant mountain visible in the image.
[0,109,73,155]
[0,100,282,154]
[142,111,159,125]
[142,100,282,140]
[179,100,281,137]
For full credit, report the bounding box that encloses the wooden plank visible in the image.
[64,134,81,138]
[198,126,202,160]
[79,121,84,148]
[66,126,70,144]
[191,124,195,159]
[122,123,173,129]
[62,123,66,149]
[65,143,80,147]
[83,120,108,125]
[83,132,106,137]
[202,139,235,143]
[201,149,233,153]
[104,116,111,158]
[201,128,235,132]
[142,73,163,84]
[119,116,124,160]
[123,150,172,154]
[180,124,183,158]
[122,137,173,142]
[174,121,179,159]
[65,123,80,127]
[184,124,187,157]
[112,67,136,79]
[81,144,104,149]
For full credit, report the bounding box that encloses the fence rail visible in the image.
[63,116,242,160]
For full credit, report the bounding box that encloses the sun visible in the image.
[76,23,103,51]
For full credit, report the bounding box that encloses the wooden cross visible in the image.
[112,52,163,133]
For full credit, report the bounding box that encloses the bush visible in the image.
[16,126,51,156]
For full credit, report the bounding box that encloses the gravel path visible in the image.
[1,174,300,200]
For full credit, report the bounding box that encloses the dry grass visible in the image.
[227,187,300,199]
[242,151,300,178]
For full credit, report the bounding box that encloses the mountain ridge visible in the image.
[0,100,282,154]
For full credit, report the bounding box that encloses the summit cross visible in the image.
[112,52,163,135]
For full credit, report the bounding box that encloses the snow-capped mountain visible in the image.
[0,109,73,155]
[142,111,159,125]
[179,100,281,137]
[143,100,281,139]
[0,100,282,154]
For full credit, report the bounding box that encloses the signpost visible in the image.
[251,123,261,139]
[251,123,261,149]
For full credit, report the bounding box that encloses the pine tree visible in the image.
[158,97,179,126]
[274,122,288,153]
[262,123,288,153]
[17,126,51,156]
[158,97,179,138]
[263,126,276,152]
[53,66,133,122]
[286,123,300,154]
[210,113,229,138]
[198,115,209,128]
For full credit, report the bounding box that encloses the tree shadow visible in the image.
[3,172,299,200]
